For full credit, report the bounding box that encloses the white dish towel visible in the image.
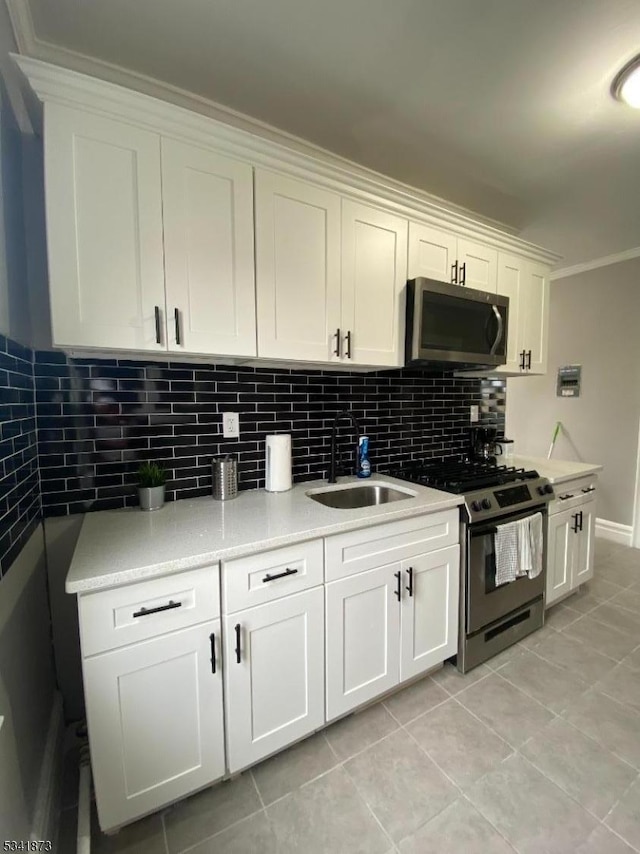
[494,512,543,586]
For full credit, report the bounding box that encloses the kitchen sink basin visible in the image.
[306,482,415,509]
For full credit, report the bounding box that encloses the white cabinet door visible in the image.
[400,546,459,682]
[341,201,407,367]
[224,587,324,773]
[574,499,596,587]
[45,103,165,351]
[495,253,525,374]
[255,170,341,361]
[546,510,574,607]
[521,261,549,374]
[408,222,457,283]
[84,620,224,832]
[326,565,400,721]
[457,238,498,292]
[161,139,256,357]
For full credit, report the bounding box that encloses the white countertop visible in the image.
[66,476,463,594]
[513,455,602,485]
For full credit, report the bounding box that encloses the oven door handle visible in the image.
[471,526,499,538]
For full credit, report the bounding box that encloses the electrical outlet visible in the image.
[470,405,480,423]
[222,412,240,438]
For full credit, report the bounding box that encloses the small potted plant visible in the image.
[137,461,167,511]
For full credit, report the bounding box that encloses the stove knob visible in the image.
[537,485,546,496]
[481,498,492,510]
[470,501,481,512]
[545,484,554,495]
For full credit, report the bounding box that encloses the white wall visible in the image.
[507,257,640,526]
[0,527,57,839]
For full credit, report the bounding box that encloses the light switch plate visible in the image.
[222,412,240,438]
[470,405,480,422]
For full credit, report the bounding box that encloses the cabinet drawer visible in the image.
[549,476,597,515]
[79,565,220,657]
[222,539,324,614]
[325,510,459,582]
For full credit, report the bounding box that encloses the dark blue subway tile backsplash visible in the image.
[33,350,504,517]
[0,335,40,578]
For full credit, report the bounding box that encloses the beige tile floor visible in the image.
[56,537,640,853]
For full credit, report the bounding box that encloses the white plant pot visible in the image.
[138,485,165,511]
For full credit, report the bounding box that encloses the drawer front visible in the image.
[79,565,220,657]
[549,476,597,515]
[222,539,324,614]
[325,510,459,582]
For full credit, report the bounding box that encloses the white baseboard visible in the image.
[31,691,64,844]
[596,518,634,547]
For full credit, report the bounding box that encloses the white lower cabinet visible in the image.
[223,586,325,773]
[400,546,459,682]
[546,479,597,608]
[326,544,460,721]
[84,620,225,832]
[326,564,401,720]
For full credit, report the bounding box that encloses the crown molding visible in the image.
[550,246,640,280]
[11,48,560,264]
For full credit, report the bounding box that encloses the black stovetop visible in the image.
[387,458,539,494]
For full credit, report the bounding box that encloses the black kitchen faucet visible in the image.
[327,409,362,483]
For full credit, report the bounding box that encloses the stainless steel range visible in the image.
[388,459,555,672]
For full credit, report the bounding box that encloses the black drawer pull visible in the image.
[394,570,402,601]
[263,567,299,583]
[581,487,596,494]
[210,632,216,674]
[559,494,574,500]
[133,600,182,618]
[235,623,242,664]
[406,566,414,597]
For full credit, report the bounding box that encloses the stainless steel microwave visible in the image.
[405,277,509,368]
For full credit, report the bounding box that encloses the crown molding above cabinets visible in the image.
[13,55,560,370]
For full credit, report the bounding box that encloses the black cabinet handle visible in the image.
[334,327,341,357]
[581,487,596,494]
[460,262,466,285]
[451,261,458,283]
[559,493,575,500]
[235,623,242,664]
[406,566,414,597]
[154,306,162,344]
[578,510,584,531]
[133,600,181,618]
[519,350,526,370]
[345,330,352,359]
[526,350,532,370]
[210,632,216,674]
[174,307,182,345]
[572,513,580,533]
[394,570,402,601]
[263,567,298,583]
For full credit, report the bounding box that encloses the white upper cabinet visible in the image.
[408,223,497,292]
[495,254,549,375]
[45,103,166,351]
[341,201,407,367]
[161,139,256,357]
[255,170,341,362]
[408,223,457,284]
[456,238,498,293]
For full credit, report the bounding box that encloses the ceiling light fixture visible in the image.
[612,54,640,107]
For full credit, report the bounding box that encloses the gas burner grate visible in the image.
[387,458,539,494]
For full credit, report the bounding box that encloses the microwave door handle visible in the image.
[489,305,504,355]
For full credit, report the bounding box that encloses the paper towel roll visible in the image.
[265,434,292,492]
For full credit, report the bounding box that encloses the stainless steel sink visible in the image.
[307,483,414,509]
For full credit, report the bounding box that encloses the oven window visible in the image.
[420,291,506,357]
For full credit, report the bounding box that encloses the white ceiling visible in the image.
[10,0,640,267]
